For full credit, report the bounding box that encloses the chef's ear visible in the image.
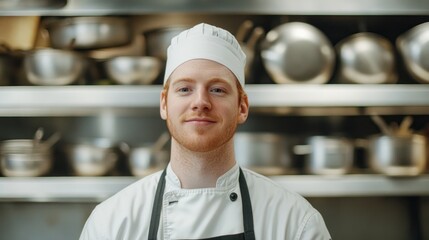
[238,94,249,124]
[160,88,168,120]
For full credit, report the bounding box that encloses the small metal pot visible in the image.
[23,48,86,85]
[65,139,122,176]
[46,17,133,50]
[0,139,53,177]
[127,144,169,177]
[368,134,427,176]
[142,26,189,60]
[261,22,335,84]
[234,132,292,175]
[294,136,354,175]
[336,32,397,84]
[104,56,162,85]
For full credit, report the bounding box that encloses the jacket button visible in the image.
[229,192,238,202]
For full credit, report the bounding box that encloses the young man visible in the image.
[80,23,331,240]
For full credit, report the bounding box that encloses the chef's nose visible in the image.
[191,88,211,111]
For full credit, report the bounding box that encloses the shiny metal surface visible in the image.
[234,132,292,175]
[0,139,53,177]
[104,56,162,85]
[337,33,397,84]
[1,175,429,202]
[261,22,335,84]
[23,48,85,85]
[1,0,429,15]
[0,0,66,10]
[46,17,132,50]
[397,22,429,84]
[368,134,427,176]
[143,26,189,60]
[128,146,169,177]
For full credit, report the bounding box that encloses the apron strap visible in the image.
[148,169,167,240]
[239,168,256,240]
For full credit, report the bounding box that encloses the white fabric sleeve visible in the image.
[296,211,332,240]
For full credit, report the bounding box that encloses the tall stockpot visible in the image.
[234,132,292,175]
[294,136,354,175]
[367,134,427,176]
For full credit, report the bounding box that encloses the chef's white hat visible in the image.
[163,23,246,87]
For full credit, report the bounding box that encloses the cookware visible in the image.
[261,22,335,84]
[0,44,13,86]
[142,26,189,60]
[397,22,429,84]
[104,56,162,85]
[65,138,123,176]
[23,48,86,85]
[294,136,354,175]
[336,32,397,84]
[368,134,427,176]
[0,129,60,177]
[46,17,133,50]
[235,20,265,81]
[234,132,292,175]
[124,132,170,177]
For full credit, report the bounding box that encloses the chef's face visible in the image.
[160,59,249,152]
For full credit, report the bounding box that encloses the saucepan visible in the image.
[234,132,293,175]
[45,17,133,50]
[0,128,61,177]
[261,22,335,84]
[336,32,397,84]
[123,132,171,177]
[64,138,125,176]
[142,26,189,61]
[293,136,355,175]
[397,22,429,84]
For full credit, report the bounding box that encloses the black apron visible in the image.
[148,168,256,240]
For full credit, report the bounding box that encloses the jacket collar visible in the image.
[166,163,239,190]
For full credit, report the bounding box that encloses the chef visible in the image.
[79,23,331,240]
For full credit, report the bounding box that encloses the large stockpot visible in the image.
[261,22,335,84]
[336,32,397,84]
[127,144,169,177]
[294,136,354,175]
[0,139,53,177]
[64,139,123,176]
[368,134,427,176]
[397,22,429,84]
[234,132,292,175]
[46,17,133,50]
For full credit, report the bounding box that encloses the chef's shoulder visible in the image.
[79,170,163,240]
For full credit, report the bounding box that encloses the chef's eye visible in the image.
[210,87,226,94]
[177,87,191,93]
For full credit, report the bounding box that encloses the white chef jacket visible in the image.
[80,164,331,239]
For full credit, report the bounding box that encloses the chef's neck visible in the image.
[169,138,236,189]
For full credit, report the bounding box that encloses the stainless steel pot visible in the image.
[336,32,397,84]
[368,134,427,176]
[128,144,169,177]
[46,17,133,50]
[234,132,292,175]
[142,26,189,60]
[261,22,335,84]
[23,48,86,85]
[294,136,354,175]
[104,56,162,85]
[397,22,429,84]
[0,139,53,177]
[65,138,122,176]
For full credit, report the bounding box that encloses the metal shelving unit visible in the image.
[1,174,429,202]
[0,84,428,116]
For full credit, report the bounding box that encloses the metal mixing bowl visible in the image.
[23,48,85,85]
[0,139,53,177]
[104,56,162,85]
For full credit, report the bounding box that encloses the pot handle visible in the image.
[293,144,312,155]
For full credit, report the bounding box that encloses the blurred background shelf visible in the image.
[1,174,429,202]
[0,84,429,116]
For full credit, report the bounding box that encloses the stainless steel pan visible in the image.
[261,22,335,84]
[336,32,397,84]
